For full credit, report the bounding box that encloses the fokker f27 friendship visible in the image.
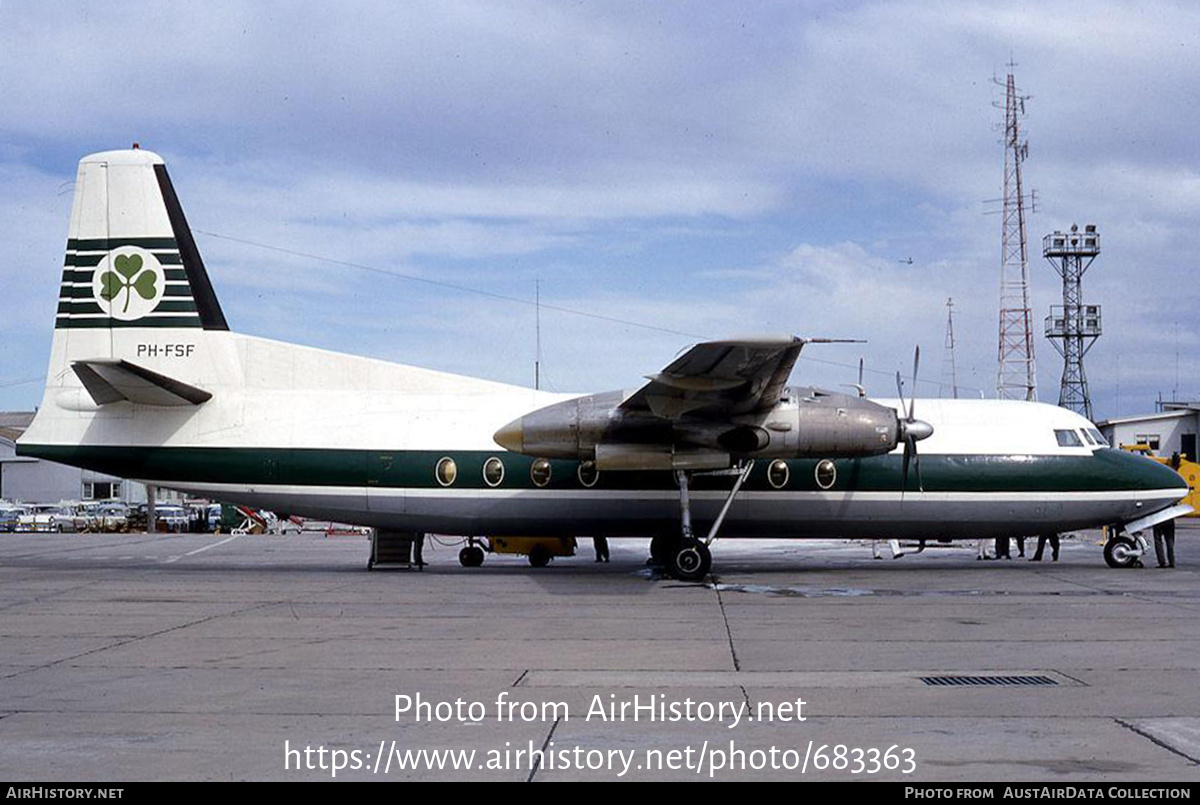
[16,149,1190,579]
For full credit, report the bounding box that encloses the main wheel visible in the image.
[459,545,485,568]
[668,539,712,581]
[528,545,551,568]
[1104,535,1138,568]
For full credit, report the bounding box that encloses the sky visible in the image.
[2,0,1198,420]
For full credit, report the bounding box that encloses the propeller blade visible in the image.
[858,358,864,389]
[898,345,926,498]
[913,438,924,492]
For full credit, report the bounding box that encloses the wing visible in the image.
[620,337,805,420]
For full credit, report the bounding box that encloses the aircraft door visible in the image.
[367,452,407,516]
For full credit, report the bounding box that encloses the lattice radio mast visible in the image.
[995,66,1037,401]
[941,298,959,399]
[1043,224,1102,420]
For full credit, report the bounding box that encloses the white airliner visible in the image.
[15,149,1189,579]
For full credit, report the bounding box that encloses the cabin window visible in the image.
[1054,429,1084,448]
[767,460,790,489]
[577,461,599,488]
[531,458,552,487]
[435,457,458,487]
[483,457,505,487]
[815,459,837,489]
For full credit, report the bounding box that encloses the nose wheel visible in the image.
[1103,534,1142,569]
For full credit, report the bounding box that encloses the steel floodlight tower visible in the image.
[1043,224,1102,420]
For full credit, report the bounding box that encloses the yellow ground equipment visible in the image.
[458,536,577,568]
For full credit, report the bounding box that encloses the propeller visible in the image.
[895,346,934,494]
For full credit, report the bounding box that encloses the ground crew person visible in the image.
[1154,520,1176,568]
[414,533,426,569]
[1030,533,1059,562]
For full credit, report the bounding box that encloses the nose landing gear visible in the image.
[1103,531,1146,569]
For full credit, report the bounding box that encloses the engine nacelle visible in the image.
[494,386,915,469]
[761,388,900,457]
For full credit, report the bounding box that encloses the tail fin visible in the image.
[36,148,232,416]
[57,148,227,332]
[19,149,238,459]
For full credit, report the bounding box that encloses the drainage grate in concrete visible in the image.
[920,675,1059,687]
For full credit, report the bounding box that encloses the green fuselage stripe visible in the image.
[14,445,1184,494]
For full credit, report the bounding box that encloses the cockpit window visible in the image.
[1080,429,1097,446]
[1087,428,1108,446]
[1054,429,1084,448]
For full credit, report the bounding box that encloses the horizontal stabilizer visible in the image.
[72,359,212,407]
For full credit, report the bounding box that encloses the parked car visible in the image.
[0,504,29,533]
[154,504,188,533]
[74,501,102,532]
[17,504,81,533]
[126,503,187,533]
[206,503,222,532]
[96,502,130,532]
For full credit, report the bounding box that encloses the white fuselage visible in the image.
[20,327,1187,540]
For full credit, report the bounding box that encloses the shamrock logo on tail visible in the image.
[100,254,159,314]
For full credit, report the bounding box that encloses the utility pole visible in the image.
[995,65,1037,401]
[534,278,541,391]
[942,298,959,399]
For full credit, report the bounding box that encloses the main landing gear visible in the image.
[651,462,754,582]
[651,533,712,581]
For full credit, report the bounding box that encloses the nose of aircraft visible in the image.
[1099,448,1190,494]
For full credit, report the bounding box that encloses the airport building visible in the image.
[0,412,147,505]
[1097,402,1200,459]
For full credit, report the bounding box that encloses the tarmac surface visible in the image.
[1,526,1198,782]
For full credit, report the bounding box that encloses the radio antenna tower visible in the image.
[995,65,1037,401]
[941,298,959,399]
[1043,225,1101,420]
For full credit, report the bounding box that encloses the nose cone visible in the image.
[902,419,934,442]
[493,418,524,452]
[1094,448,1189,493]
